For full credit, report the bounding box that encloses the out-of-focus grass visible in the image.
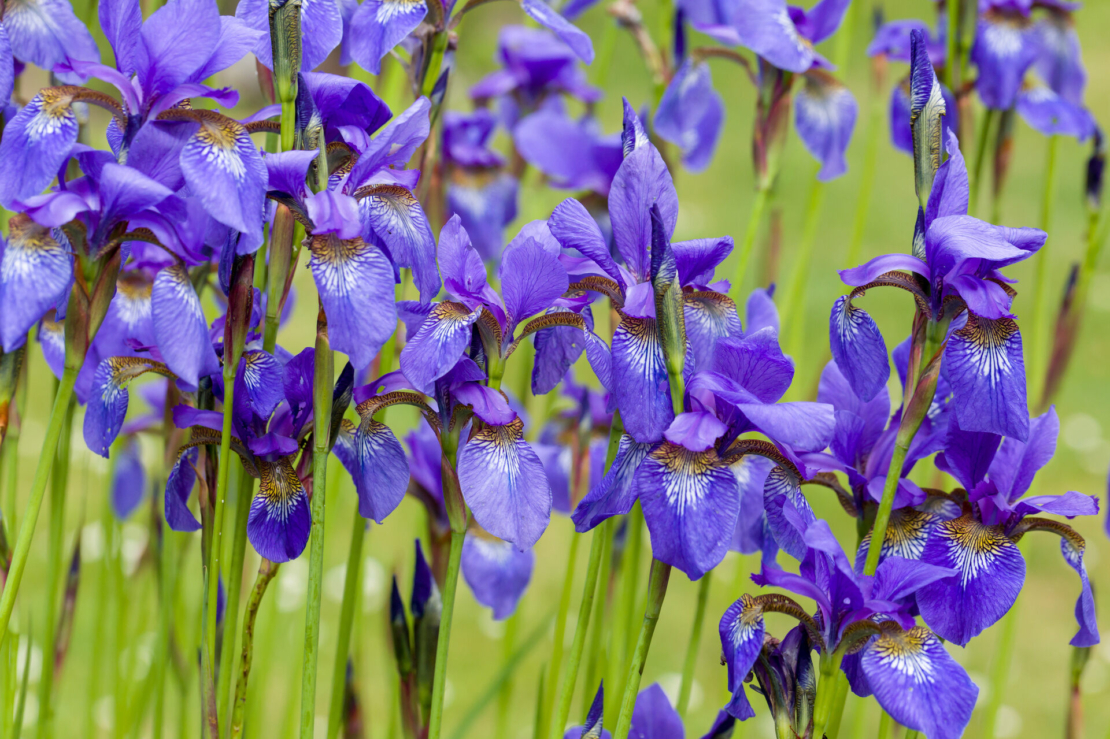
[5,0,1110,737]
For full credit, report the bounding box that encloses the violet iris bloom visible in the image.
[237,0,342,73]
[972,7,1041,110]
[1014,4,1094,141]
[534,374,612,513]
[919,406,1099,647]
[514,100,623,196]
[442,110,519,262]
[0,0,98,87]
[654,58,725,173]
[723,520,977,739]
[832,129,1046,440]
[568,683,689,739]
[460,533,535,619]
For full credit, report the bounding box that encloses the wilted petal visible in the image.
[399,301,481,392]
[945,314,1028,441]
[461,534,534,620]
[719,594,765,720]
[152,263,221,388]
[0,88,81,206]
[795,71,857,181]
[111,435,146,519]
[165,447,201,532]
[458,418,552,549]
[636,442,739,579]
[248,457,311,562]
[916,515,1024,646]
[308,234,398,371]
[346,0,427,75]
[359,185,440,302]
[1059,536,1099,647]
[572,433,653,532]
[861,626,977,739]
[0,217,73,351]
[611,315,673,443]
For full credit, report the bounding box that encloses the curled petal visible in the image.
[458,418,552,549]
[719,594,765,720]
[572,433,653,532]
[637,442,739,579]
[308,234,398,371]
[165,447,201,532]
[916,515,1025,646]
[461,534,534,620]
[84,357,174,457]
[248,457,311,562]
[152,263,221,388]
[1059,536,1099,648]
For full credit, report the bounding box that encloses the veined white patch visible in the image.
[981,23,1025,59]
[24,100,75,142]
[375,0,423,24]
[874,633,938,684]
[773,8,808,56]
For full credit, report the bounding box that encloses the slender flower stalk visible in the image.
[35,391,75,738]
[538,529,580,739]
[1027,134,1061,405]
[605,504,643,721]
[494,612,520,739]
[779,172,827,363]
[217,468,255,733]
[981,600,1020,739]
[326,512,367,739]
[875,710,894,739]
[732,187,771,298]
[426,529,464,739]
[969,109,997,215]
[612,558,672,739]
[300,304,335,739]
[0,364,79,636]
[675,570,711,719]
[232,559,280,738]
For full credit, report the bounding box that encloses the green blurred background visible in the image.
[6,0,1110,736]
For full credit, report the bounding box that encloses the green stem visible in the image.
[862,441,910,576]
[612,559,671,739]
[982,599,1020,739]
[0,364,79,637]
[232,559,279,738]
[152,527,176,739]
[1027,134,1060,406]
[811,646,848,738]
[218,467,255,733]
[845,72,884,271]
[825,672,851,739]
[11,624,32,739]
[606,504,644,722]
[326,512,368,739]
[945,0,959,91]
[281,101,296,153]
[675,571,711,719]
[875,711,893,739]
[780,175,826,361]
[494,612,520,739]
[589,19,619,88]
[300,327,335,739]
[969,109,997,217]
[732,187,771,299]
[549,526,607,739]
[581,520,614,709]
[539,530,582,739]
[206,365,237,669]
[426,529,465,739]
[34,390,75,739]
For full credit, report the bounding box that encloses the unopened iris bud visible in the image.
[649,204,686,408]
[268,0,302,106]
[1086,128,1105,212]
[389,575,414,676]
[225,253,256,373]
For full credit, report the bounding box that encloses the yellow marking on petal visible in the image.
[259,458,305,522]
[871,626,936,684]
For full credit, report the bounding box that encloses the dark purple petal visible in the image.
[572,433,653,532]
[672,237,733,288]
[303,71,391,134]
[237,0,341,71]
[346,0,427,74]
[152,263,221,387]
[629,683,683,739]
[1060,536,1099,647]
[308,235,398,371]
[399,302,481,392]
[888,81,913,155]
[0,89,80,206]
[535,442,571,514]
[461,534,534,620]
[84,358,156,457]
[861,627,977,739]
[0,219,73,351]
[611,315,673,443]
[916,516,1024,646]
[795,71,857,181]
[762,466,815,561]
[934,416,1001,492]
[248,458,311,562]
[718,594,764,720]
[165,447,201,532]
[827,295,892,405]
[458,419,551,549]
[945,314,1028,441]
[521,0,594,63]
[711,331,793,404]
[531,308,591,395]
[637,443,739,579]
[608,143,678,282]
[359,185,440,303]
[112,435,147,519]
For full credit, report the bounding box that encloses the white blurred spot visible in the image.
[120,632,155,681]
[1082,441,1110,476]
[16,637,42,684]
[94,695,115,729]
[20,694,37,727]
[81,522,105,563]
[325,563,348,603]
[1082,658,1108,694]
[995,705,1022,738]
[362,556,386,614]
[443,678,455,709]
[1063,413,1102,452]
[120,522,148,577]
[967,671,989,703]
[278,558,309,613]
[657,671,702,713]
[477,612,505,640]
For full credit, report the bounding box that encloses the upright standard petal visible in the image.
[111,435,146,519]
[795,71,857,181]
[359,185,440,302]
[719,594,766,720]
[151,263,221,388]
[308,234,398,371]
[0,88,81,206]
[399,302,481,392]
[499,237,568,333]
[0,216,73,351]
[916,515,1025,646]
[137,0,221,95]
[861,626,977,739]
[608,143,678,282]
[248,457,311,562]
[548,197,625,288]
[945,314,1029,441]
[457,419,552,549]
[461,534,534,620]
[346,0,427,75]
[611,315,673,444]
[636,442,739,579]
[520,0,594,64]
[971,12,1039,111]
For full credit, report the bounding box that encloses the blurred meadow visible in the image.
[5,0,1110,737]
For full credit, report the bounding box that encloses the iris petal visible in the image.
[349,417,409,523]
[945,313,1029,441]
[611,315,673,444]
[719,594,766,720]
[152,263,221,388]
[683,292,742,375]
[762,466,815,561]
[572,433,653,532]
[346,0,427,75]
[84,356,174,457]
[1060,536,1099,648]
[795,71,858,181]
[111,435,146,519]
[358,184,440,303]
[248,457,311,562]
[399,301,482,392]
[461,534,534,620]
[0,88,80,206]
[165,446,201,532]
[828,296,889,403]
[0,216,73,351]
[239,350,284,420]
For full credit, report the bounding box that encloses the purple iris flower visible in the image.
[832,129,1046,440]
[471,25,597,114]
[1033,5,1085,106]
[868,20,959,156]
[534,374,612,513]
[0,0,98,87]
[918,406,1099,647]
[237,0,342,73]
[111,435,148,519]
[654,59,725,173]
[972,7,1041,110]
[460,533,535,619]
[442,109,519,262]
[264,92,439,372]
[723,519,977,739]
[514,99,623,196]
